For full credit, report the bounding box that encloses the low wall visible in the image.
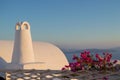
[0,69,120,80]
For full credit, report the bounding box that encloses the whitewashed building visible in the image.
[0,21,68,70]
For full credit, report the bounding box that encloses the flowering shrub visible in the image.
[62,50,117,72]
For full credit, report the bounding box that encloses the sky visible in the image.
[0,0,120,49]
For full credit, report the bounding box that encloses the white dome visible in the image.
[0,40,68,70]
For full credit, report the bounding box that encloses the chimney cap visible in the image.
[15,21,30,30]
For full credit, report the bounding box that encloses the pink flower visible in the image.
[69,63,76,68]
[65,65,69,68]
[86,57,92,63]
[84,50,90,55]
[113,60,117,64]
[104,53,112,62]
[62,67,66,70]
[75,62,81,67]
[96,54,103,62]
[80,50,91,60]
[72,54,78,60]
[62,50,115,72]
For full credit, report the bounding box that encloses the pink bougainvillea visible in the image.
[62,50,117,72]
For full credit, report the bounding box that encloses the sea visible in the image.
[63,49,120,62]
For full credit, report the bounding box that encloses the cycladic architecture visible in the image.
[12,22,35,64]
[0,21,68,70]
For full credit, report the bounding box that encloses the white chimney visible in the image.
[12,21,35,64]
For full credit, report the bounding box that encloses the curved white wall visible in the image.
[33,42,69,70]
[0,41,68,70]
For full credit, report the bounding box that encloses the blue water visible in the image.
[64,52,120,62]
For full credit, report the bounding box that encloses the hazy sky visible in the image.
[1,0,120,49]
